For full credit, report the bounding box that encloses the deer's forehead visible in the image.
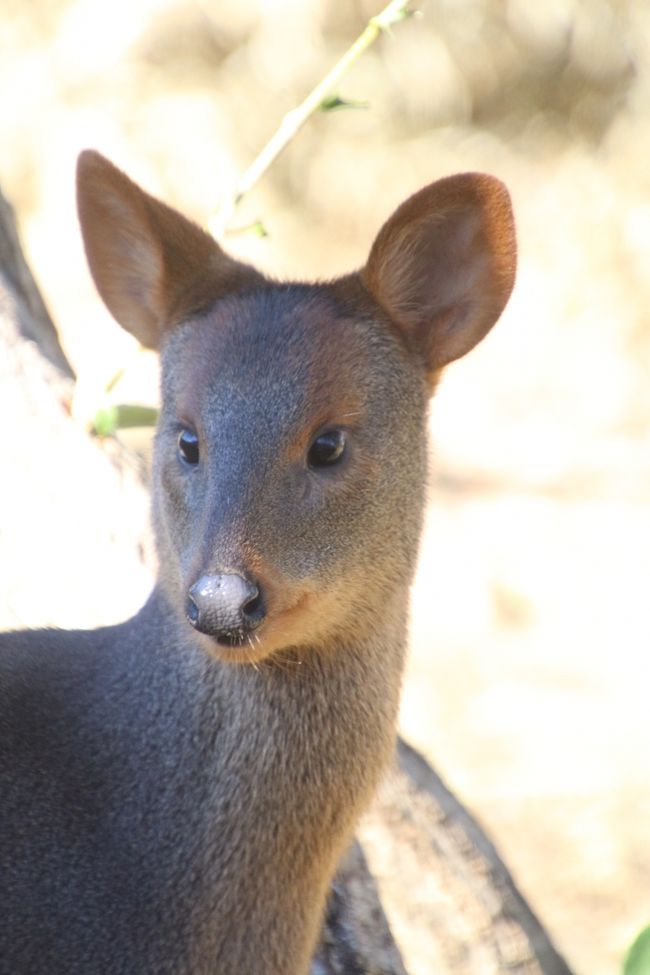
[162,289,384,424]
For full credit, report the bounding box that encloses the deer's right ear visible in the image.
[76,150,263,349]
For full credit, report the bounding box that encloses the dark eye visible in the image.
[178,428,199,465]
[308,429,346,469]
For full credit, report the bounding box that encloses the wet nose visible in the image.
[186,572,265,646]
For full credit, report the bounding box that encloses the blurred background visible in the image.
[1,0,649,972]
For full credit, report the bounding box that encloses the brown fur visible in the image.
[0,151,516,973]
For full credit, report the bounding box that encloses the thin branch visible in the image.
[208,0,414,239]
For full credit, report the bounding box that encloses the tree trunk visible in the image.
[0,185,574,975]
[0,186,73,378]
[357,741,574,974]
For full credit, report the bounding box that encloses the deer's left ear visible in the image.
[361,173,516,382]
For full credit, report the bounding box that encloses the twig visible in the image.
[208,0,414,239]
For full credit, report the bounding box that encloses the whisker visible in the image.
[272,654,291,674]
[274,649,303,673]
[246,634,260,672]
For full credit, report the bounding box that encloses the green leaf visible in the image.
[319,94,369,113]
[225,219,269,239]
[92,404,158,437]
[92,406,119,438]
[624,926,650,975]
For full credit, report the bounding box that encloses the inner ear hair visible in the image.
[362,173,516,380]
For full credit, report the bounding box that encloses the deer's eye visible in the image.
[307,430,346,469]
[178,429,199,465]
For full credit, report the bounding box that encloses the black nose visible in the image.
[186,573,265,645]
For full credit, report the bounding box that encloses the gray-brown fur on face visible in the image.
[153,283,428,657]
[0,151,516,973]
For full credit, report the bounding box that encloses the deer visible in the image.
[0,150,516,974]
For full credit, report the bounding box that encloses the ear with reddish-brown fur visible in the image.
[76,150,263,349]
[361,173,516,383]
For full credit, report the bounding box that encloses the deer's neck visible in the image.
[110,584,406,777]
[86,585,407,971]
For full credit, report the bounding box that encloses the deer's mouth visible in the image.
[195,589,321,665]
